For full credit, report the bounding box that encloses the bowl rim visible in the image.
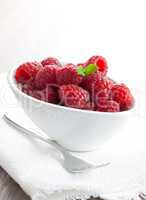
[8,65,135,116]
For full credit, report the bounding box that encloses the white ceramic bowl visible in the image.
[8,66,134,152]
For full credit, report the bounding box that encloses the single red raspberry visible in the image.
[56,64,83,85]
[96,99,120,112]
[32,86,59,104]
[94,78,114,101]
[35,65,59,89]
[21,82,34,96]
[83,102,95,111]
[111,84,134,111]
[86,55,108,75]
[81,72,103,93]
[22,83,59,104]
[94,78,114,93]
[41,57,61,66]
[94,89,111,101]
[15,62,42,84]
[59,84,90,109]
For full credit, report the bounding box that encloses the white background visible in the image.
[0,0,146,82]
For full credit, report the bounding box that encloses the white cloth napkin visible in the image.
[0,73,146,200]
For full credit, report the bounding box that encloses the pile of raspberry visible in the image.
[15,56,134,112]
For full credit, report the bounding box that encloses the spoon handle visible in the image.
[3,113,66,155]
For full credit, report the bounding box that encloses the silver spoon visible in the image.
[3,113,109,173]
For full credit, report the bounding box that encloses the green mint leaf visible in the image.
[84,64,97,76]
[77,66,86,76]
[77,64,97,77]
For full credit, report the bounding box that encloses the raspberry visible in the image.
[94,78,114,101]
[41,57,61,66]
[22,83,34,95]
[15,62,42,84]
[59,84,90,109]
[86,55,108,75]
[94,78,114,93]
[32,86,59,104]
[96,99,120,112]
[111,84,134,111]
[83,102,95,111]
[35,65,59,89]
[56,64,83,85]
[81,72,103,93]
[95,89,111,101]
[22,84,59,104]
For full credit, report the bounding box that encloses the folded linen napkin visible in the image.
[0,74,146,200]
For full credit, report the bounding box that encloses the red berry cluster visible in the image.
[15,56,134,112]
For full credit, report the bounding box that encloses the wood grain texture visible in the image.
[0,167,30,200]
